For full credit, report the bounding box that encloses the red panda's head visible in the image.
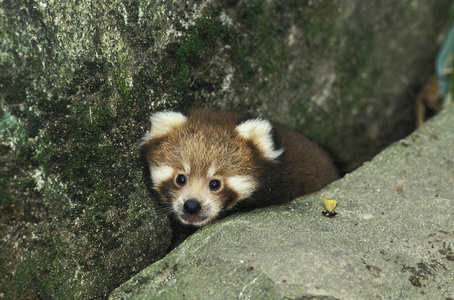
[140,110,283,227]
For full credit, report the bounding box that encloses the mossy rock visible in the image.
[0,0,450,298]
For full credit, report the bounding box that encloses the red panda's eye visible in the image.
[209,179,221,191]
[176,174,186,186]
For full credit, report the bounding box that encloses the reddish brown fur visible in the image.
[276,127,339,195]
[140,109,339,248]
[140,110,264,209]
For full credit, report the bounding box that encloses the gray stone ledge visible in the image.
[110,107,454,299]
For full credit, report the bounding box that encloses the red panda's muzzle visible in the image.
[183,199,201,214]
[180,215,208,225]
[179,199,210,225]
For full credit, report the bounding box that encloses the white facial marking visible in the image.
[144,111,187,140]
[183,162,191,175]
[150,164,174,187]
[173,177,223,226]
[207,163,217,178]
[236,118,283,160]
[226,175,257,200]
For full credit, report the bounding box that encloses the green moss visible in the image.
[337,23,375,106]
[0,167,8,205]
[288,22,376,143]
[114,69,136,118]
[6,235,68,299]
[32,56,137,208]
[131,13,246,110]
[0,105,37,210]
[236,0,288,77]
[6,231,109,300]
[337,26,374,77]
[60,100,117,202]
[296,1,337,46]
[291,102,331,144]
[447,1,454,26]
[166,31,203,87]
[162,17,229,91]
[0,104,29,153]
[0,95,118,298]
[1,1,174,299]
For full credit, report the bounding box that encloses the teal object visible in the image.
[436,23,454,100]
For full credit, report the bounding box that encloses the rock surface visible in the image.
[0,0,451,298]
[110,105,454,299]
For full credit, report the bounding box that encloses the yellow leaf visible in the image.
[323,198,337,213]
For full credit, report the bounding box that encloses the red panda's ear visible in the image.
[143,111,187,141]
[235,118,283,160]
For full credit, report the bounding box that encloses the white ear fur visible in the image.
[235,118,283,160]
[144,111,187,140]
[150,164,175,187]
[226,175,257,201]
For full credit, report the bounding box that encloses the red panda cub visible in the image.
[140,109,339,248]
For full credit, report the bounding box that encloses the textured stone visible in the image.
[0,0,451,298]
[110,106,454,299]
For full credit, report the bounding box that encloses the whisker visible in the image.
[156,203,174,216]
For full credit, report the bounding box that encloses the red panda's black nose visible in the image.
[183,199,201,215]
